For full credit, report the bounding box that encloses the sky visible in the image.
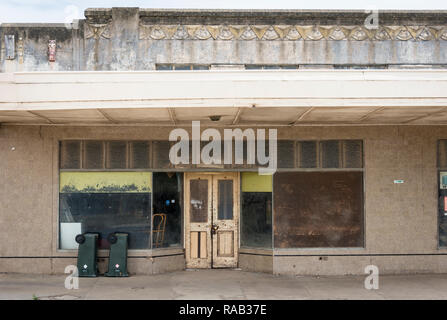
[0,0,446,24]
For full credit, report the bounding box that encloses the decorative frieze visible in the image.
[85,22,112,39]
[139,24,447,41]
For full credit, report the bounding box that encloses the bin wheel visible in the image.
[75,234,85,244]
[108,233,118,244]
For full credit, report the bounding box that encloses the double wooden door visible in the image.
[185,172,239,268]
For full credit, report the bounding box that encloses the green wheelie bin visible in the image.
[75,232,99,277]
[105,232,129,277]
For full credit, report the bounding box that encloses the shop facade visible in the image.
[1,8,447,275]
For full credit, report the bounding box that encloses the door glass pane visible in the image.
[218,180,233,220]
[190,179,208,223]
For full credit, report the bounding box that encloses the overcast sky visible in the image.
[0,0,446,23]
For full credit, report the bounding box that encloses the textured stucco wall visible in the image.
[1,124,447,274]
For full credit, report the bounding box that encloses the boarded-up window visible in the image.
[273,171,364,248]
[60,141,81,169]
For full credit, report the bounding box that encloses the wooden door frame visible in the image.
[184,172,240,269]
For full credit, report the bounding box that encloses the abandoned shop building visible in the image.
[2,8,447,275]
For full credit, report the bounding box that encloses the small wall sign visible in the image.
[393,180,404,184]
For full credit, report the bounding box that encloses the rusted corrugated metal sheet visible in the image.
[273,171,363,248]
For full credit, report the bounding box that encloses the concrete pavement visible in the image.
[1,269,447,300]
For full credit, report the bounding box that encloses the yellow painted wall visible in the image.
[241,172,272,192]
[60,172,152,193]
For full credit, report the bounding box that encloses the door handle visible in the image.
[211,224,219,235]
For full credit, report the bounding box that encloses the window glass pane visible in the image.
[320,140,340,168]
[152,141,171,169]
[60,193,151,249]
[83,141,104,169]
[130,141,150,169]
[192,65,209,70]
[262,65,278,69]
[218,180,233,220]
[59,172,152,250]
[245,65,262,70]
[60,141,81,169]
[277,140,295,168]
[156,64,173,70]
[106,141,127,169]
[174,65,192,70]
[273,172,364,248]
[241,173,272,248]
[298,141,317,168]
[281,65,299,69]
[438,140,447,168]
[152,172,183,248]
[343,140,363,168]
[439,172,447,247]
[190,179,208,223]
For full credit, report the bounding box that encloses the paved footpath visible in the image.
[1,269,447,300]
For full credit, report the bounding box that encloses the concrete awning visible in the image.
[1,69,447,125]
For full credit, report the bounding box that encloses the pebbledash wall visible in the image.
[2,8,447,275]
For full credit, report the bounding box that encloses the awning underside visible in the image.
[2,70,447,125]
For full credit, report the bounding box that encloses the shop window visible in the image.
[438,141,447,247]
[240,172,272,248]
[152,172,183,248]
[273,171,364,248]
[59,172,152,249]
